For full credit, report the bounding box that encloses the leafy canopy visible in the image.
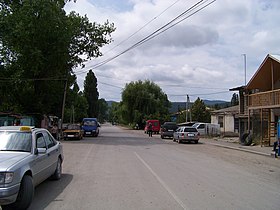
[121,80,171,125]
[0,0,115,117]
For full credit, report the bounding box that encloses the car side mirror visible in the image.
[35,148,47,155]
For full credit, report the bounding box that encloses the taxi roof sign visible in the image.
[20,126,32,132]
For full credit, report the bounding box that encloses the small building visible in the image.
[211,105,239,137]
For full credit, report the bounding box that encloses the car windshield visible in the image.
[84,121,97,126]
[0,131,32,152]
[68,124,80,130]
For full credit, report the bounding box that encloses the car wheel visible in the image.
[161,135,164,139]
[178,139,181,144]
[2,175,34,210]
[51,158,62,180]
[194,140,198,144]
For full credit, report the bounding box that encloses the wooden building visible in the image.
[231,54,280,146]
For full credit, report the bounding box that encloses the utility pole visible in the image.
[242,54,247,85]
[60,78,67,139]
[72,105,75,123]
[189,96,192,122]
[186,95,189,122]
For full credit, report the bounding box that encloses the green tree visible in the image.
[0,0,115,116]
[231,93,239,106]
[98,98,108,123]
[121,80,171,125]
[84,70,99,117]
[108,102,120,124]
[64,81,88,123]
[191,97,210,122]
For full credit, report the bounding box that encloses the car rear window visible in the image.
[184,127,198,132]
[163,123,177,129]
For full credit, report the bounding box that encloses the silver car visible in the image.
[173,126,200,144]
[0,126,63,210]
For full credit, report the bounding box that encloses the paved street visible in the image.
[26,123,279,210]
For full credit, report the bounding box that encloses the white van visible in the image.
[192,122,220,136]
[192,123,206,135]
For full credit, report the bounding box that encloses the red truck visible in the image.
[144,120,160,134]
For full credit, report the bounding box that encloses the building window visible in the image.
[234,118,239,132]
[218,116,224,128]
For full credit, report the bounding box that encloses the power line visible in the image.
[98,81,123,89]
[75,0,216,75]
[0,77,66,81]
[80,0,205,71]
[102,0,184,55]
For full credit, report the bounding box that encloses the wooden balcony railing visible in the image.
[248,89,280,109]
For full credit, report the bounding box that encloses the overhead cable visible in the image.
[75,0,216,75]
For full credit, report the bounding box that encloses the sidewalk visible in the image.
[200,137,277,158]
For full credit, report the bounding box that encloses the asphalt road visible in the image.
[26,123,279,210]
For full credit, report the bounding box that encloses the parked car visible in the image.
[177,122,196,127]
[160,122,178,139]
[192,122,206,136]
[81,118,100,137]
[144,120,160,134]
[0,126,63,210]
[173,126,200,144]
[63,124,83,140]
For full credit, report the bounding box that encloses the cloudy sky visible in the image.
[64,0,280,102]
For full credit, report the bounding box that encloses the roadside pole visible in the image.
[60,78,68,140]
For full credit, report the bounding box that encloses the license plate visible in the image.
[68,135,74,137]
[168,130,173,131]
[86,132,91,134]
[188,133,195,137]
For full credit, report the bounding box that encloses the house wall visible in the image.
[211,115,218,124]
[225,115,235,133]
[211,114,236,135]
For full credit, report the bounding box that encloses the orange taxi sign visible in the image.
[19,126,32,132]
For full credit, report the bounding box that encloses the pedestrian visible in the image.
[148,122,153,137]
[272,138,279,158]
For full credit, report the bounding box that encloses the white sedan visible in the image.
[0,126,63,210]
[173,126,200,144]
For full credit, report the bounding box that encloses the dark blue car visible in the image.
[81,118,100,137]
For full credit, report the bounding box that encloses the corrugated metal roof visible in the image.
[211,105,239,114]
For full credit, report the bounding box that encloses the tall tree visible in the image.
[0,0,115,116]
[121,80,170,124]
[64,81,88,123]
[231,93,239,106]
[84,70,99,117]
[98,98,108,123]
[108,102,121,124]
[191,97,210,122]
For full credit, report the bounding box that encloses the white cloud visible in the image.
[65,0,280,102]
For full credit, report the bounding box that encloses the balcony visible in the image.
[248,89,280,109]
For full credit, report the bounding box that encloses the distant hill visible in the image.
[106,100,231,113]
[106,100,116,107]
[169,100,230,113]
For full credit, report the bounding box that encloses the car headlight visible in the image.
[0,172,14,184]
